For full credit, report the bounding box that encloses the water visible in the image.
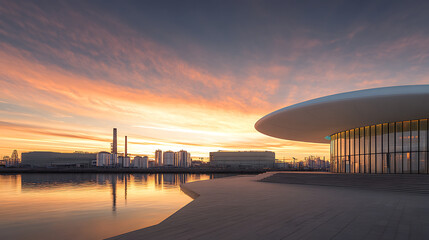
[0,173,229,240]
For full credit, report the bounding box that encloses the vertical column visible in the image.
[125,136,127,157]
[113,128,117,154]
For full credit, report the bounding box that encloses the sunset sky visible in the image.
[1,0,429,160]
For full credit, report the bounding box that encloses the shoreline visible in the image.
[0,167,267,174]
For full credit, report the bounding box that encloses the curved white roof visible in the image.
[255,85,429,143]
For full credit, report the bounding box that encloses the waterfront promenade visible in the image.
[111,172,429,240]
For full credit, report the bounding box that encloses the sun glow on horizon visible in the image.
[1,1,428,160]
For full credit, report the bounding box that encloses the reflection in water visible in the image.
[0,173,232,240]
[112,176,117,212]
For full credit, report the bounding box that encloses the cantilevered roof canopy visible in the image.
[255,85,429,144]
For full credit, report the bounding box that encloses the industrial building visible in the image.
[132,156,148,168]
[22,151,96,167]
[96,152,111,166]
[255,85,429,174]
[210,151,275,169]
[112,128,117,154]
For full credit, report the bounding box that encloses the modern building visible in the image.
[210,151,275,169]
[255,85,429,174]
[22,151,96,167]
[163,151,175,166]
[177,150,191,167]
[174,152,179,166]
[155,150,163,166]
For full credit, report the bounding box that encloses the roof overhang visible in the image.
[255,85,429,144]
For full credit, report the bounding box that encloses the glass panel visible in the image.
[360,154,365,173]
[376,154,382,174]
[355,128,360,155]
[389,122,395,153]
[336,134,339,172]
[365,126,370,155]
[376,124,382,154]
[383,123,389,153]
[403,121,411,152]
[333,156,336,173]
[371,154,376,173]
[411,152,418,174]
[365,154,370,173]
[383,154,388,173]
[389,153,395,174]
[345,131,349,157]
[371,125,376,154]
[332,134,336,158]
[337,155,340,173]
[350,129,354,156]
[396,153,402,173]
[411,120,418,152]
[355,155,359,173]
[396,122,403,153]
[419,152,427,174]
[338,133,341,157]
[403,152,410,174]
[345,156,350,173]
[420,119,427,151]
[350,155,354,173]
[341,156,345,173]
[360,127,365,154]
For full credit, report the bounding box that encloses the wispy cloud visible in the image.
[0,1,428,159]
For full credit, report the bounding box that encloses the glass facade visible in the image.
[330,119,429,174]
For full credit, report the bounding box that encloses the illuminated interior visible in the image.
[330,119,428,174]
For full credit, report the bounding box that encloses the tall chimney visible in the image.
[113,128,117,154]
[125,136,127,157]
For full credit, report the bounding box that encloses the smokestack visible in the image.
[125,136,127,157]
[112,128,117,154]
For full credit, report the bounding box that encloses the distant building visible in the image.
[163,151,175,166]
[96,152,111,167]
[155,150,163,166]
[1,150,21,167]
[174,152,179,166]
[123,156,130,168]
[111,153,118,166]
[148,160,156,168]
[274,161,289,169]
[22,151,96,168]
[177,150,191,167]
[10,150,20,165]
[133,156,148,168]
[304,155,329,171]
[210,151,275,169]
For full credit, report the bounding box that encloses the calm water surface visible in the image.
[0,173,230,240]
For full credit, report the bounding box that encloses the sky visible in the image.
[1,0,429,160]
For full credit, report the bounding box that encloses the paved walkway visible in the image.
[110,172,429,240]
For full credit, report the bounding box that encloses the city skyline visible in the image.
[1,1,429,159]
